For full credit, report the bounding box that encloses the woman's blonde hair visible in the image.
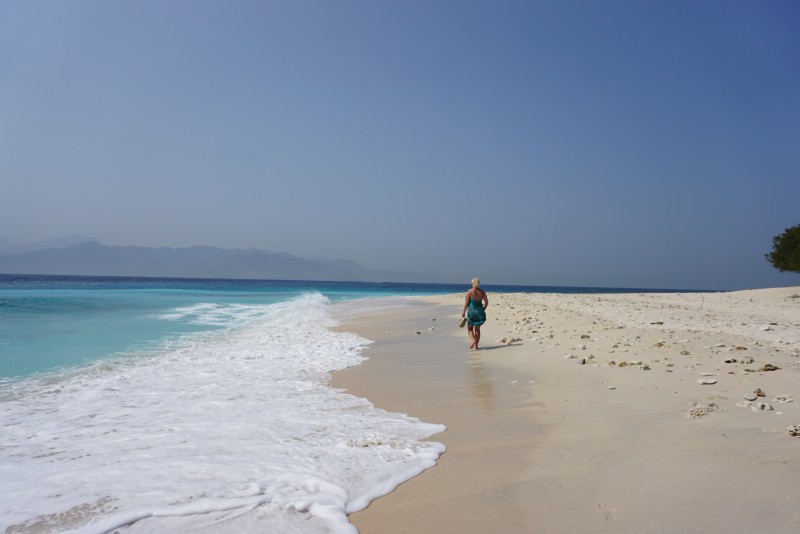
[471,278,480,288]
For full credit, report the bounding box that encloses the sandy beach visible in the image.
[333,287,800,533]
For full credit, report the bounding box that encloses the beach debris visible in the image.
[743,394,758,402]
[578,358,586,365]
[654,341,665,348]
[759,363,779,372]
[760,325,773,331]
[735,346,748,351]
[788,425,800,437]
[580,334,591,339]
[618,361,629,367]
[740,356,754,364]
[688,402,718,419]
[680,350,691,356]
[724,358,737,363]
[697,378,717,385]
[736,400,774,411]
[641,363,651,370]
[629,360,643,366]
[415,331,422,335]
[608,386,616,390]
[651,321,664,325]
[755,388,766,397]
[607,360,616,366]
[772,395,793,403]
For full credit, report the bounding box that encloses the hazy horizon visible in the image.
[2,1,798,291]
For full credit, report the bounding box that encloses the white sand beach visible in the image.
[333,287,800,533]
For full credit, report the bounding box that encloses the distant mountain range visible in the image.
[0,234,99,255]
[0,238,422,282]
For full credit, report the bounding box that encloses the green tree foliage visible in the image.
[766,224,800,273]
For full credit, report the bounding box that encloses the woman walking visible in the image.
[461,278,489,350]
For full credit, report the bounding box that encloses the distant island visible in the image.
[0,237,423,282]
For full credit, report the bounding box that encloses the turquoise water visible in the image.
[0,276,444,378]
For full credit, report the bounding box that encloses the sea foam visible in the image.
[0,293,445,533]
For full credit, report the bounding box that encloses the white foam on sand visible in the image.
[0,293,445,534]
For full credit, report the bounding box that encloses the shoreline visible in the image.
[333,287,800,533]
[331,297,544,533]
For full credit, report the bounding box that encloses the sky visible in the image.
[1,0,798,290]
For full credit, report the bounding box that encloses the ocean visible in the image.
[0,275,686,533]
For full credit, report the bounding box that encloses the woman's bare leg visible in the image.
[473,326,481,349]
[468,325,476,349]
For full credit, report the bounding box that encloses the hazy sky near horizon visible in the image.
[2,1,798,290]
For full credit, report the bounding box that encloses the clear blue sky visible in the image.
[1,1,798,290]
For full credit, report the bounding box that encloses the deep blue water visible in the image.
[0,274,697,379]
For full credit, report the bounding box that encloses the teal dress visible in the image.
[467,298,486,326]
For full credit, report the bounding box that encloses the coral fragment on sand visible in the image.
[688,403,718,419]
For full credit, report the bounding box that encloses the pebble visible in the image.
[743,394,758,402]
[788,425,800,437]
[697,378,717,385]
